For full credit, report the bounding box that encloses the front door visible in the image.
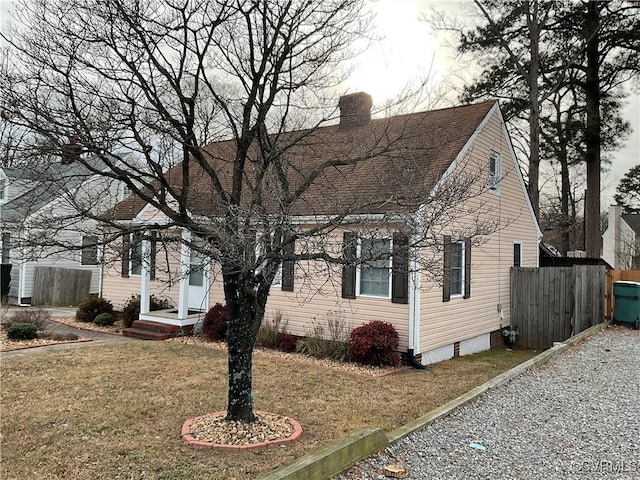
[188,240,209,312]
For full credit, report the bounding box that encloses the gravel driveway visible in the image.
[335,327,640,480]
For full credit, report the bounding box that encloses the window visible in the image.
[341,233,409,303]
[450,241,464,296]
[488,150,501,192]
[358,238,392,297]
[121,232,142,277]
[255,233,295,291]
[81,236,98,265]
[443,236,471,302]
[1,233,10,264]
[513,243,522,267]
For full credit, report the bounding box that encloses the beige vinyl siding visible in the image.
[102,232,182,309]
[418,109,539,353]
[263,228,411,349]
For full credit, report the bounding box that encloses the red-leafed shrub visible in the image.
[276,333,299,353]
[202,303,230,341]
[347,320,400,367]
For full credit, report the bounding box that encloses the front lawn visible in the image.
[0,341,536,479]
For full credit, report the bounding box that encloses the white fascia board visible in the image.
[431,102,498,194]
[426,102,542,241]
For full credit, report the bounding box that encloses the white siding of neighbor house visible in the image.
[418,107,539,358]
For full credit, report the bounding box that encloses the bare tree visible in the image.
[1,0,504,423]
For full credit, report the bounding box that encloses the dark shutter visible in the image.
[392,233,409,304]
[464,238,471,299]
[442,235,451,302]
[281,240,294,292]
[121,234,130,278]
[341,232,357,299]
[149,231,157,280]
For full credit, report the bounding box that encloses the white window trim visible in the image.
[355,236,392,299]
[488,149,501,194]
[254,232,283,287]
[513,241,523,267]
[450,241,465,298]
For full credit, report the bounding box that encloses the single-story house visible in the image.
[101,94,541,364]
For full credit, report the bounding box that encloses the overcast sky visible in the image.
[2,0,638,205]
[348,0,639,207]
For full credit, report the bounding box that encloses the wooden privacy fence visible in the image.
[605,269,640,320]
[510,265,605,350]
[32,267,92,306]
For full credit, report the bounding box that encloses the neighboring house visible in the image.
[0,155,131,305]
[101,95,541,365]
[602,205,640,269]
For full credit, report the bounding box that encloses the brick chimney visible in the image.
[338,92,372,130]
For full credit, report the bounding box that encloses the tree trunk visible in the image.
[527,0,541,219]
[559,138,571,256]
[584,1,601,258]
[222,269,266,423]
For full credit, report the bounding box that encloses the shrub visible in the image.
[93,312,115,327]
[4,308,51,330]
[295,336,337,359]
[122,294,174,328]
[256,322,278,348]
[202,303,230,341]
[331,341,349,362]
[255,311,287,349]
[7,322,38,340]
[76,296,114,323]
[276,332,299,353]
[347,320,400,367]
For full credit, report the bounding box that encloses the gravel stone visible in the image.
[335,327,640,480]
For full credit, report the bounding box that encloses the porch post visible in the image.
[178,229,191,318]
[140,237,151,314]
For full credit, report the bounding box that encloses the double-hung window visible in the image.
[342,232,409,303]
[358,237,392,297]
[443,236,471,301]
[121,232,143,277]
[488,150,501,193]
[450,241,464,296]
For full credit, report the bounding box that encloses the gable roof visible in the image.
[112,100,498,221]
[1,156,110,223]
[622,213,640,234]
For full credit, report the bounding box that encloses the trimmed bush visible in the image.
[76,296,114,323]
[276,332,299,353]
[7,322,38,340]
[122,294,174,328]
[93,312,115,327]
[347,320,400,367]
[202,303,230,341]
